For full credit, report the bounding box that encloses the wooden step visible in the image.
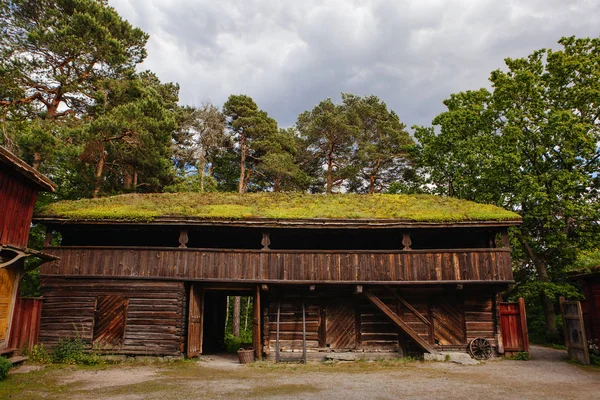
[8,356,28,366]
[0,348,17,356]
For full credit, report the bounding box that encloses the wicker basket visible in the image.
[237,348,255,364]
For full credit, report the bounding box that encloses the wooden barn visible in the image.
[34,193,520,360]
[0,146,56,354]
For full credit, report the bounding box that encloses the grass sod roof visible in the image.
[36,193,521,224]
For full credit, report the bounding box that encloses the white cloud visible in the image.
[109,0,600,128]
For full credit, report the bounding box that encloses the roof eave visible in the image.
[0,146,56,192]
[33,215,522,229]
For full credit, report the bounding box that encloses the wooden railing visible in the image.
[40,247,513,283]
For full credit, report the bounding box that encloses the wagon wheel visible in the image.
[468,338,492,360]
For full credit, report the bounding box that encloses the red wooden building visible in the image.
[0,146,56,353]
[34,193,520,360]
[570,266,600,343]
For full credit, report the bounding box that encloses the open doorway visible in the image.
[187,285,258,357]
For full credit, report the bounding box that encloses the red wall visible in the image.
[0,167,38,248]
[582,278,600,342]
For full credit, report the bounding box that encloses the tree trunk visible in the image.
[133,171,138,192]
[123,169,133,190]
[232,296,241,337]
[92,146,105,199]
[326,143,334,193]
[200,159,206,192]
[238,133,246,194]
[244,297,251,331]
[369,156,382,194]
[519,236,559,340]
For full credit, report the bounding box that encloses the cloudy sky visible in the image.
[110,0,599,129]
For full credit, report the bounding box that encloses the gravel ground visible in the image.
[5,345,599,400]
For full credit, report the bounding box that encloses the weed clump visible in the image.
[51,337,103,365]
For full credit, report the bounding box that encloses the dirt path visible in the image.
[3,346,599,400]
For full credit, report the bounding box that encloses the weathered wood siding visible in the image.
[0,167,38,248]
[264,288,500,356]
[41,247,513,283]
[40,277,185,356]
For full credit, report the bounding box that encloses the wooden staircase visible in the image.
[0,348,29,366]
[364,290,437,354]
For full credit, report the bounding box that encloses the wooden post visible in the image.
[501,230,510,248]
[44,229,53,247]
[495,293,504,354]
[402,233,412,251]
[253,284,261,359]
[178,230,188,248]
[518,297,529,353]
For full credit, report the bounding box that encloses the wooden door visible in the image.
[560,298,590,365]
[0,267,18,345]
[187,284,204,357]
[326,302,356,349]
[499,298,529,353]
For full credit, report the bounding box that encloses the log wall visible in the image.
[41,247,513,284]
[40,277,185,356]
[263,288,500,356]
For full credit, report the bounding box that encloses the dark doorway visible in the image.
[201,291,228,354]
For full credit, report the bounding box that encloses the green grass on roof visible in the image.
[36,192,521,223]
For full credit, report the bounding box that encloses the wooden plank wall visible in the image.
[40,277,185,356]
[41,247,513,283]
[264,288,500,356]
[0,168,38,248]
[465,294,497,348]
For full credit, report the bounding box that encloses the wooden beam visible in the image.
[253,284,261,359]
[385,287,430,326]
[364,290,437,354]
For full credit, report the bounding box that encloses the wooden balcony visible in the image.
[40,247,513,284]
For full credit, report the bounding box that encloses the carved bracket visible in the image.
[261,232,271,250]
[402,232,412,251]
[178,230,189,248]
[0,247,28,268]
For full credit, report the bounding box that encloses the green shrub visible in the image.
[52,337,86,364]
[0,356,12,380]
[512,352,530,361]
[52,337,106,365]
[225,334,243,354]
[28,344,51,364]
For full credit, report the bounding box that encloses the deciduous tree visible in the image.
[416,36,600,340]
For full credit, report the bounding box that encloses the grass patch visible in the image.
[37,192,520,222]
